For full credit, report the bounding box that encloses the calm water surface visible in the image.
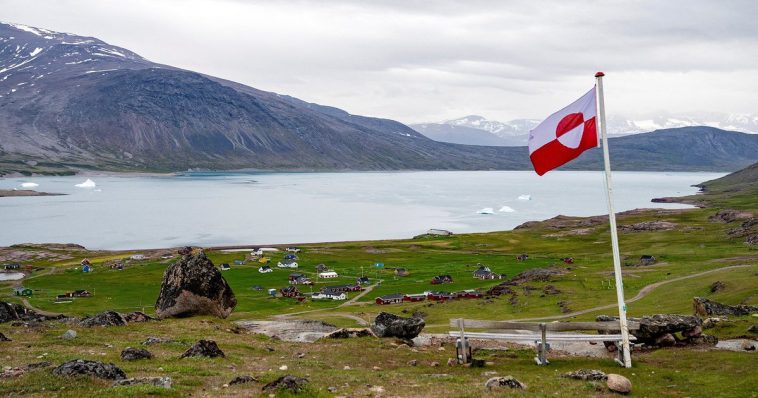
[0,171,723,250]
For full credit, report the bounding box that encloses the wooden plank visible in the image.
[447,332,637,341]
[448,319,640,332]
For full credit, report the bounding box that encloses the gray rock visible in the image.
[748,325,758,333]
[154,250,236,319]
[741,340,756,351]
[322,328,376,339]
[120,347,153,361]
[61,330,77,339]
[180,339,225,358]
[562,369,607,381]
[262,375,309,393]
[0,331,11,341]
[79,311,127,327]
[229,375,257,385]
[606,374,632,394]
[654,333,676,347]
[370,312,425,339]
[484,376,525,391]
[123,311,154,323]
[687,335,719,346]
[52,359,126,380]
[113,376,172,388]
[693,297,758,317]
[597,314,702,344]
[142,336,172,345]
[710,281,726,293]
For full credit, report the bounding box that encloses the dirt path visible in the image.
[21,298,63,317]
[511,264,755,322]
[340,280,381,306]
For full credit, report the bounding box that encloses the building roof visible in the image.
[378,293,405,300]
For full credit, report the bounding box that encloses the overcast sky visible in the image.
[2,0,757,123]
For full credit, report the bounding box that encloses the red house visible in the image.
[375,293,405,305]
[403,293,426,302]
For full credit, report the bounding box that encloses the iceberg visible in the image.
[21,182,39,188]
[499,205,515,213]
[75,178,97,188]
[477,207,494,215]
[518,194,531,201]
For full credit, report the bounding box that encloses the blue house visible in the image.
[82,264,91,273]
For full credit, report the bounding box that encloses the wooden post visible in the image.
[458,318,468,364]
[539,322,548,365]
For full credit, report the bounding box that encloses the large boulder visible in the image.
[79,311,127,327]
[597,314,703,344]
[606,374,632,394]
[154,250,236,319]
[0,302,20,323]
[370,312,425,339]
[52,359,126,380]
[693,297,758,317]
[484,376,526,391]
[180,339,225,358]
[121,347,153,361]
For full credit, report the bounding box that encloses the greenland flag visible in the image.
[528,87,598,175]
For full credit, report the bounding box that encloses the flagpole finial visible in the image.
[595,71,605,77]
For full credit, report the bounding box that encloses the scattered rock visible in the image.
[180,340,225,358]
[710,281,726,293]
[0,332,11,341]
[508,267,567,285]
[322,328,376,339]
[703,317,722,329]
[0,362,51,379]
[688,335,719,346]
[52,359,126,380]
[682,325,703,338]
[557,300,572,313]
[154,250,237,319]
[229,375,257,385]
[709,209,753,223]
[430,361,440,367]
[408,359,417,366]
[619,221,677,232]
[262,375,308,393]
[79,311,127,327]
[694,297,758,316]
[741,340,756,351]
[606,374,632,394]
[654,333,676,347]
[327,386,337,392]
[121,347,153,361]
[372,366,381,371]
[638,255,657,266]
[543,285,561,295]
[446,358,456,366]
[123,311,154,323]
[279,365,288,371]
[61,330,77,340]
[113,377,172,388]
[484,376,525,391]
[370,312,425,339]
[0,301,58,323]
[142,336,171,345]
[597,314,703,345]
[562,369,607,381]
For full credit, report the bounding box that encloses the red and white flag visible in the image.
[528,87,598,175]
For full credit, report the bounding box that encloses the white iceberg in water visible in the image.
[21,182,39,188]
[518,194,531,201]
[477,207,494,214]
[75,178,97,188]
[499,205,515,213]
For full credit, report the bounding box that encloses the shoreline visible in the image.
[0,189,65,198]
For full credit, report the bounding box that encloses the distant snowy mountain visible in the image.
[412,113,758,147]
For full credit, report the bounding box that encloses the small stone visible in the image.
[446,358,456,366]
[430,361,440,367]
[606,374,632,394]
[180,340,225,358]
[484,376,525,391]
[222,383,229,388]
[262,375,308,393]
[279,365,288,370]
[372,366,381,371]
[297,352,305,358]
[229,375,257,385]
[0,332,10,342]
[408,359,417,366]
[562,369,608,381]
[654,333,676,347]
[328,386,337,392]
[61,330,77,340]
[369,385,385,393]
[120,347,153,361]
[113,376,172,389]
[343,365,351,370]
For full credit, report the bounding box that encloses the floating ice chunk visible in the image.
[477,207,494,215]
[499,205,515,213]
[518,194,531,201]
[75,178,96,188]
[21,182,39,188]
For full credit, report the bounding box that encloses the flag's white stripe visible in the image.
[528,87,597,155]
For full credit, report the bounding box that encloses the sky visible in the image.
[1,0,757,123]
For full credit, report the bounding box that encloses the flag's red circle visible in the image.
[555,112,584,138]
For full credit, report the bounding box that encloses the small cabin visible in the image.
[267,288,277,297]
[14,287,32,297]
[284,254,298,260]
[258,265,273,273]
[82,264,91,273]
[277,260,299,269]
[313,289,346,300]
[285,247,301,253]
[427,291,455,301]
[322,284,361,293]
[375,293,405,305]
[315,263,329,272]
[403,293,426,302]
[130,254,146,261]
[72,289,91,297]
[258,257,271,264]
[639,255,657,266]
[394,268,409,277]
[233,259,245,265]
[560,257,574,264]
[516,254,529,262]
[458,290,483,299]
[473,267,502,280]
[252,285,264,291]
[431,275,453,285]
[4,263,21,270]
[318,271,339,279]
[280,285,300,298]
[220,263,231,271]
[357,276,370,285]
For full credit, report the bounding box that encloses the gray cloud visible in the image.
[1,0,756,123]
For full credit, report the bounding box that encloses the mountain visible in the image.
[412,114,758,147]
[0,22,756,175]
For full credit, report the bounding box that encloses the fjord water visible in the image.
[0,171,723,250]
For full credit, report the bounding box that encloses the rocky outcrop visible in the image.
[229,375,257,385]
[693,297,758,316]
[113,377,172,388]
[370,312,425,339]
[727,217,758,246]
[121,347,153,361]
[322,328,376,339]
[0,301,57,323]
[606,374,632,394]
[180,340,225,358]
[709,209,753,223]
[52,359,126,380]
[154,250,236,319]
[562,369,607,381]
[123,311,154,323]
[597,314,711,346]
[484,376,525,391]
[263,375,309,393]
[79,311,127,327]
[0,332,10,341]
[619,221,677,232]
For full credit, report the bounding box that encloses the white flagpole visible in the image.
[595,71,632,368]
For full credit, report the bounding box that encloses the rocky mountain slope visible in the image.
[0,22,756,175]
